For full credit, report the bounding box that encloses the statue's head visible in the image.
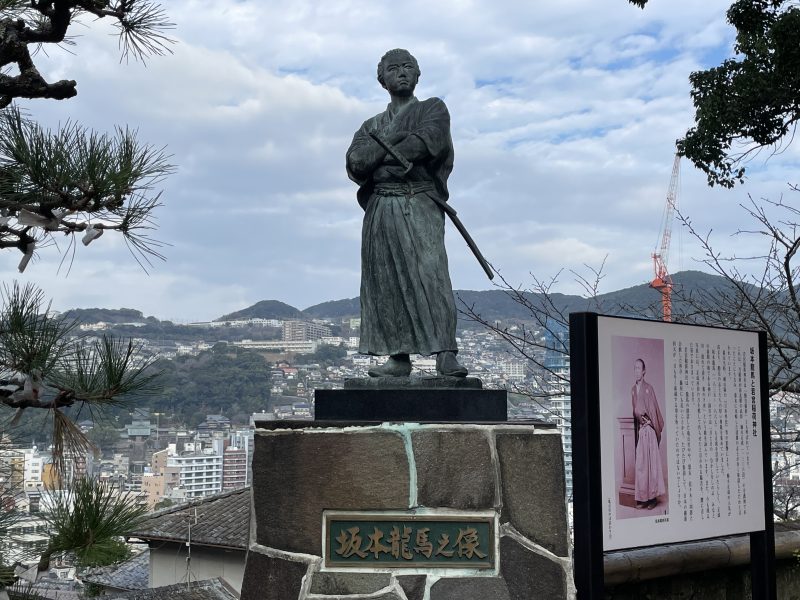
[377,49,420,95]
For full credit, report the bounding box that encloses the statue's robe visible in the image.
[346,97,458,356]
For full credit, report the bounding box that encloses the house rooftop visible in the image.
[128,487,250,550]
[82,549,149,591]
[103,577,239,599]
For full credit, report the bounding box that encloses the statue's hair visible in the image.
[377,49,420,87]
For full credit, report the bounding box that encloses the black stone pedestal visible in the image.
[314,387,507,422]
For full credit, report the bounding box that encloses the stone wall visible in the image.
[604,559,800,600]
[241,422,572,600]
[604,524,800,599]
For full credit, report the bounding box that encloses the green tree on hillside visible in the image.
[86,420,122,453]
[147,345,272,426]
[295,344,348,367]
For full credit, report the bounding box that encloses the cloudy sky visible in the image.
[3,0,798,321]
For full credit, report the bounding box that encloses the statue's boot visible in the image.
[436,351,468,377]
[368,354,412,377]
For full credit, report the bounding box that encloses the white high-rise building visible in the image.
[550,392,572,499]
[502,360,527,383]
[542,327,572,501]
[22,447,45,491]
[166,443,223,499]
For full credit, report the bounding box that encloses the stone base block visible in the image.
[242,419,571,600]
[240,551,307,599]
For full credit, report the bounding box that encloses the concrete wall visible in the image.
[150,543,246,593]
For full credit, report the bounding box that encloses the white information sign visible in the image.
[597,316,765,551]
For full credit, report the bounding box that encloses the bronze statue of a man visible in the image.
[346,49,467,378]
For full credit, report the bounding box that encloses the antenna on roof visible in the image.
[182,506,203,589]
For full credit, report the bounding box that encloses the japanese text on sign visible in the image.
[671,341,757,522]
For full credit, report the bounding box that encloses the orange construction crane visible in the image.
[650,154,680,322]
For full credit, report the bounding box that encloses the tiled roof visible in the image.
[102,578,239,599]
[81,549,149,590]
[8,584,83,600]
[128,487,250,550]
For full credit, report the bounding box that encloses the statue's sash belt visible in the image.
[373,181,435,197]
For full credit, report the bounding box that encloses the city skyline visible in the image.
[0,0,796,321]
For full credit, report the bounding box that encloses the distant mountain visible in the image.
[671,269,751,296]
[456,270,743,324]
[64,270,738,332]
[216,270,737,325]
[303,297,360,319]
[595,270,726,307]
[453,289,592,322]
[593,270,753,318]
[61,307,154,324]
[217,300,302,321]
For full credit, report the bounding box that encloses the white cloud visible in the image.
[2,0,791,320]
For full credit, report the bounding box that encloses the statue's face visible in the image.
[381,53,418,96]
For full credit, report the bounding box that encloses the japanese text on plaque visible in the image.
[325,516,494,569]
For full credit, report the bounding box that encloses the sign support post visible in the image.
[570,312,604,599]
[750,331,776,600]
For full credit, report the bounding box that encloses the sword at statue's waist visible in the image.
[373,181,436,197]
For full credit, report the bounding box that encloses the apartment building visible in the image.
[282,320,331,342]
[222,446,248,491]
[21,447,45,491]
[502,359,527,383]
[166,441,224,499]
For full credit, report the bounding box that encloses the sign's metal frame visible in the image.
[569,312,775,600]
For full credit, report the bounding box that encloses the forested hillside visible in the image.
[133,345,273,427]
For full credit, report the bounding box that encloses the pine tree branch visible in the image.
[16,0,71,44]
[0,1,173,106]
[0,387,76,409]
[0,107,172,267]
[0,18,77,107]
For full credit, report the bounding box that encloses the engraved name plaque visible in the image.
[324,511,496,570]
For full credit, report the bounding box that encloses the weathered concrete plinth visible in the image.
[241,419,572,600]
